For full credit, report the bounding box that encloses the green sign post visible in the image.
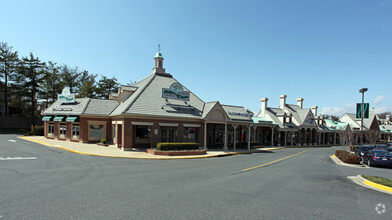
[356,103,369,119]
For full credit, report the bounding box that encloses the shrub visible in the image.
[335,150,360,164]
[335,150,349,158]
[24,126,44,136]
[342,154,360,164]
[156,143,200,151]
[100,139,106,144]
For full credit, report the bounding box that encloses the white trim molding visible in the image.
[183,124,201,128]
[159,123,178,127]
[132,121,154,126]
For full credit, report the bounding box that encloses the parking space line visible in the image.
[242,149,312,172]
[0,157,37,160]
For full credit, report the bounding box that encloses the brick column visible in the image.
[297,129,302,146]
[122,119,132,150]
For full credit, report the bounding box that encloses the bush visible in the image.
[100,139,107,144]
[342,154,360,164]
[335,150,349,158]
[156,143,200,151]
[335,150,360,164]
[24,126,44,136]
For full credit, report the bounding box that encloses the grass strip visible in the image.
[362,175,392,188]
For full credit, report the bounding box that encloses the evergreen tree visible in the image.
[78,73,98,98]
[17,53,45,125]
[61,64,80,93]
[42,61,62,107]
[96,75,119,99]
[0,42,19,115]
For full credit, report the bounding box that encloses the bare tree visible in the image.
[338,127,355,151]
[364,129,381,144]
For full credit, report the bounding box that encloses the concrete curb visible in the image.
[330,155,367,168]
[348,175,392,195]
[18,136,283,160]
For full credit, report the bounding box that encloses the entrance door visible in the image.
[161,128,176,143]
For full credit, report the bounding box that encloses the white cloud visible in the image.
[373,106,392,114]
[321,103,356,117]
[373,96,387,104]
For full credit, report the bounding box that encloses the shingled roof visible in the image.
[110,73,205,119]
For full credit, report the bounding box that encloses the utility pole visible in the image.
[359,88,368,145]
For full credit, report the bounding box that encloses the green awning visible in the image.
[42,116,53,121]
[53,116,65,122]
[66,116,79,122]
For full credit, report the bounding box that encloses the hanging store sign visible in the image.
[162,83,190,101]
[228,112,253,117]
[58,87,75,103]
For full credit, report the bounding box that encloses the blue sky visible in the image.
[2,0,391,116]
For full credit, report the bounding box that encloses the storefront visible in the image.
[42,52,260,150]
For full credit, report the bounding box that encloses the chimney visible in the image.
[297,98,304,108]
[279,95,287,109]
[260,98,268,117]
[311,106,318,116]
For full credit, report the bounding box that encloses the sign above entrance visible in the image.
[228,112,253,117]
[162,83,190,101]
[58,87,76,103]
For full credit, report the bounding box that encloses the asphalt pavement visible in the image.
[1,133,391,219]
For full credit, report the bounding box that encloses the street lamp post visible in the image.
[359,88,368,145]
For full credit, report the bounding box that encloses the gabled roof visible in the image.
[202,102,218,119]
[285,104,317,127]
[201,101,230,121]
[340,113,378,130]
[222,105,253,122]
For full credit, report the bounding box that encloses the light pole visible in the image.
[359,88,368,145]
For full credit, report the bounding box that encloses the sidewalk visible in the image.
[19,136,284,159]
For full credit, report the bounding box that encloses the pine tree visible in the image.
[0,42,19,115]
[78,73,98,98]
[61,65,80,94]
[42,61,62,107]
[96,75,119,99]
[17,53,45,125]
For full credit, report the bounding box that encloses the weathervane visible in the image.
[158,43,161,52]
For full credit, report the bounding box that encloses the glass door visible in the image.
[161,128,176,143]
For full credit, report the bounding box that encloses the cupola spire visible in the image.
[153,44,165,74]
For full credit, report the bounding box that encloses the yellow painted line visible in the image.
[242,149,312,172]
[18,136,236,160]
[364,179,392,193]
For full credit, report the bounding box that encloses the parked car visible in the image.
[374,144,391,152]
[355,145,374,160]
[362,150,392,167]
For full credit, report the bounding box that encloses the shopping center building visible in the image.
[42,51,341,150]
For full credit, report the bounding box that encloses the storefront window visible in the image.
[72,124,80,140]
[48,123,54,137]
[59,123,67,139]
[184,127,197,142]
[135,126,151,144]
[89,124,105,140]
[136,126,150,139]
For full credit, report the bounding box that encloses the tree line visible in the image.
[0,42,123,124]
